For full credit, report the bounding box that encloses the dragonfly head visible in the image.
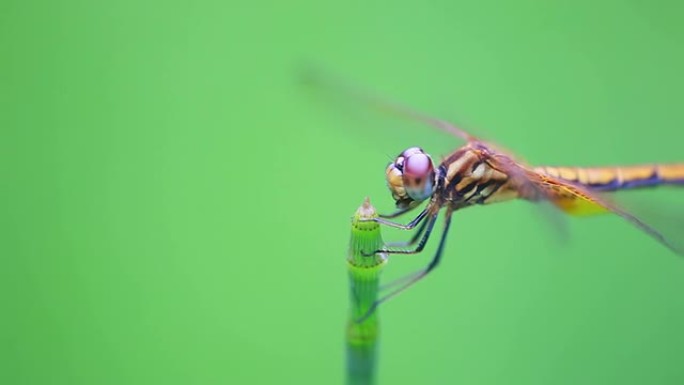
[386,147,436,208]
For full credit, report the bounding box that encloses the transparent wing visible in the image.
[489,154,684,256]
[608,187,684,255]
[301,68,474,142]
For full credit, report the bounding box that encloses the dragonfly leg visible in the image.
[385,218,429,248]
[361,212,437,257]
[356,209,453,323]
[362,208,428,230]
[378,206,415,219]
[376,214,438,255]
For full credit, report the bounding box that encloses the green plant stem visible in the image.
[346,198,386,385]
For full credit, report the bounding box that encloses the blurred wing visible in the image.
[489,154,684,256]
[302,68,474,142]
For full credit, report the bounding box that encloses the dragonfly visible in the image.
[305,71,684,319]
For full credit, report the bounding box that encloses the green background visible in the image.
[3,1,684,384]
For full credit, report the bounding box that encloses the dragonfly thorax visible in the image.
[385,147,436,209]
[438,146,517,207]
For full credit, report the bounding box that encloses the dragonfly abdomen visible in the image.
[534,164,684,192]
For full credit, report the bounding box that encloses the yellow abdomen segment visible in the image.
[534,164,684,192]
[537,178,609,216]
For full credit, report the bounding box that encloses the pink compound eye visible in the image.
[404,153,433,177]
